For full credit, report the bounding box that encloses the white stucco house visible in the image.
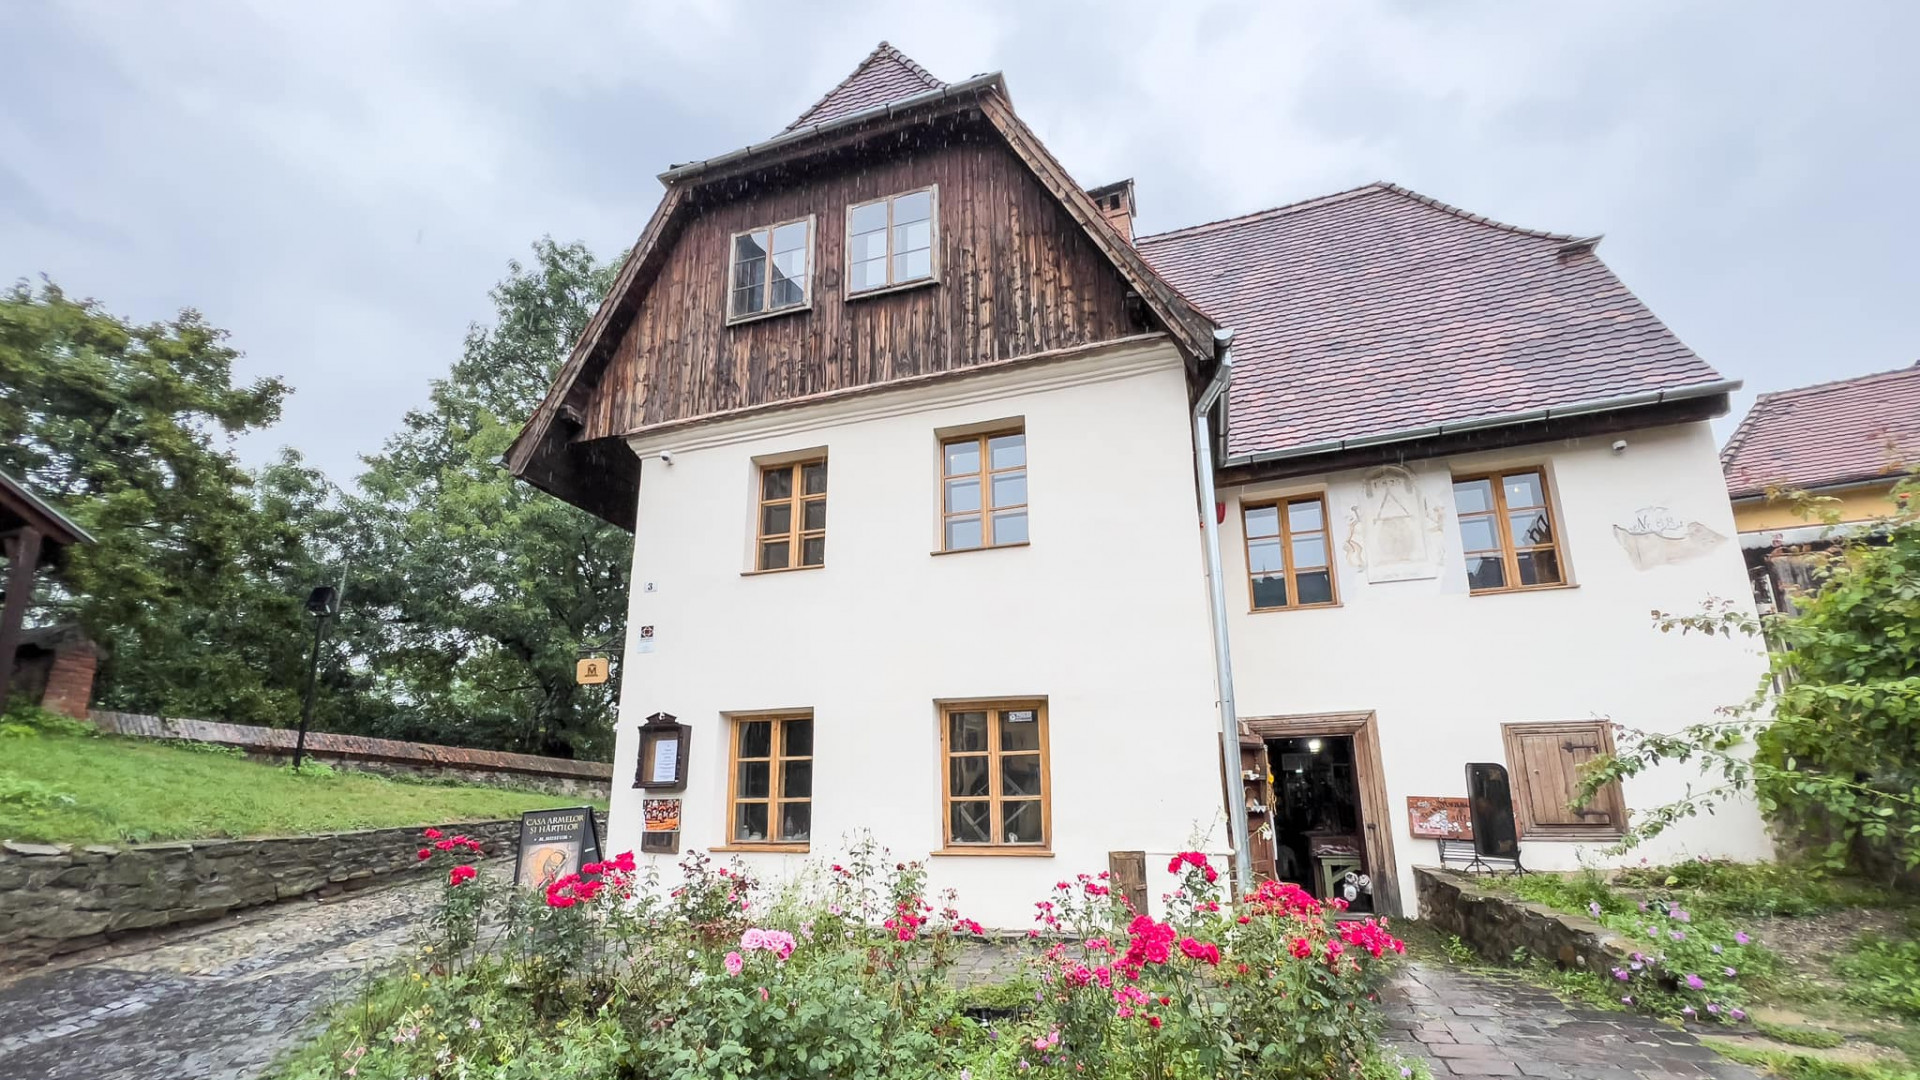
[508,44,1770,925]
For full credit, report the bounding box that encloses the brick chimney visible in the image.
[1086,179,1136,243]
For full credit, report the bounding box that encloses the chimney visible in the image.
[1087,179,1136,243]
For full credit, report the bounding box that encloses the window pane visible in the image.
[801,536,825,566]
[1453,478,1494,515]
[943,439,980,476]
[771,220,808,254]
[1508,509,1551,547]
[739,721,772,757]
[989,433,1025,470]
[945,477,981,514]
[735,802,768,841]
[779,802,810,842]
[991,510,1028,545]
[895,219,932,254]
[1503,472,1544,509]
[948,711,988,753]
[1287,499,1324,533]
[1247,538,1285,575]
[1517,549,1562,587]
[783,719,813,757]
[1457,516,1500,554]
[950,801,991,844]
[894,248,931,282]
[849,200,888,236]
[782,760,812,799]
[731,284,765,317]
[999,709,1040,751]
[770,267,806,308]
[759,541,790,570]
[1465,555,1507,591]
[732,251,764,290]
[760,502,792,537]
[1252,574,1290,609]
[1296,569,1334,606]
[1291,534,1328,569]
[1002,754,1042,796]
[851,229,888,262]
[893,189,932,224]
[801,461,827,494]
[949,756,989,798]
[734,231,769,263]
[802,499,826,530]
[945,515,982,550]
[1244,505,1280,539]
[762,467,793,500]
[850,257,887,292]
[737,760,770,799]
[1001,800,1042,845]
[991,472,1026,509]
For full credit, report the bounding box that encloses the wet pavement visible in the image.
[0,877,434,1080]
[1385,961,1761,1080]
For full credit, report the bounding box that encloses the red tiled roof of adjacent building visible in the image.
[1136,183,1729,462]
[784,41,946,133]
[1719,362,1920,499]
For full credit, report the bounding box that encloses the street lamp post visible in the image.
[292,584,339,770]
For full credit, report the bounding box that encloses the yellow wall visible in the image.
[1733,480,1901,533]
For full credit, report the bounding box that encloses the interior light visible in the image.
[1307,738,1323,753]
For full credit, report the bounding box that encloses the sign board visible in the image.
[1465,763,1520,860]
[643,798,681,832]
[1407,796,1473,840]
[634,712,689,791]
[513,807,602,889]
[576,656,609,685]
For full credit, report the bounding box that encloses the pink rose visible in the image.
[724,951,744,976]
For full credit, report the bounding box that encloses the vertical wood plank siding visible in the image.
[580,120,1146,441]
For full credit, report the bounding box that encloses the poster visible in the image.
[644,798,682,832]
[649,738,679,783]
[1406,796,1473,840]
[514,807,601,888]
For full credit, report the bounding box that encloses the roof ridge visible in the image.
[1746,360,1920,407]
[782,41,945,134]
[1374,183,1587,244]
[1134,182,1392,245]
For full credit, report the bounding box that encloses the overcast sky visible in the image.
[4,1,1915,484]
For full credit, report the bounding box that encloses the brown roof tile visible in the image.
[1136,183,1728,461]
[1720,362,1920,498]
[784,42,945,133]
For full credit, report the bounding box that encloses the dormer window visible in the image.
[847,187,936,295]
[729,217,813,322]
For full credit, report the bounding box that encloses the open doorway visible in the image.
[1241,713,1400,917]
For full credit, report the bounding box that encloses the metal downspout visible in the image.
[1193,328,1254,892]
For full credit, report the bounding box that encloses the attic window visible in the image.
[729,217,813,322]
[847,187,936,294]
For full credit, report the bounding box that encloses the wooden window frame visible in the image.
[845,186,940,298]
[726,215,815,325]
[1501,720,1626,842]
[939,428,1027,552]
[1452,468,1569,595]
[752,457,827,573]
[937,700,1051,854]
[1242,494,1339,612]
[722,713,813,852]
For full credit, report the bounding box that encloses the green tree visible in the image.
[348,239,629,759]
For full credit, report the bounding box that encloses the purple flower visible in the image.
[1622,995,1634,1005]
[1670,930,1687,941]
[1672,909,1691,923]
[1612,968,1631,981]
[1735,931,1751,945]
[1731,1009,1747,1021]
[1589,902,1603,917]
[1682,1006,1697,1018]
[1711,944,1723,954]
[1707,1003,1721,1015]
[1648,927,1660,939]
[1724,967,1738,978]
[1685,974,1707,990]
[1638,901,1649,912]
[1630,960,1644,971]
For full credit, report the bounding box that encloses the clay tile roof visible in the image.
[1720,362,1920,499]
[1135,182,1727,461]
[783,42,946,133]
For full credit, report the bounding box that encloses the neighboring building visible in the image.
[510,44,1771,922]
[0,469,94,704]
[1721,363,1920,610]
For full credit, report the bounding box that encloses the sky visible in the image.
[3,1,1916,485]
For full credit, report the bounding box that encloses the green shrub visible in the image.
[1833,934,1920,1019]
[1613,859,1890,917]
[0,702,96,739]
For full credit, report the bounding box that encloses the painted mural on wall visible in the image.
[1343,465,1448,582]
[1613,505,1727,569]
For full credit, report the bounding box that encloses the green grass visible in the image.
[1701,1039,1920,1080]
[0,730,603,845]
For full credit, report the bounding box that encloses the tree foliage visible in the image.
[1584,478,1920,881]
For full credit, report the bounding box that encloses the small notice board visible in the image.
[1406,796,1473,840]
[513,806,602,889]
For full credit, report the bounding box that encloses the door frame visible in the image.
[1241,710,1401,917]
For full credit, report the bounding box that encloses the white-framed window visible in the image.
[729,217,813,321]
[847,187,936,295]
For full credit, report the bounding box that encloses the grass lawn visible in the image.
[0,730,605,846]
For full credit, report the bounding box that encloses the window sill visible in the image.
[1517,829,1622,843]
[1468,582,1579,597]
[931,846,1054,858]
[725,302,812,328]
[931,541,1031,557]
[740,564,825,577]
[846,277,939,303]
[1249,601,1342,615]
[711,843,812,854]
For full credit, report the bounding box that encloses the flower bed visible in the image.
[277,835,1423,1080]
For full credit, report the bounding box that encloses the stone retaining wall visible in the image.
[89,711,612,798]
[0,819,521,970]
[1415,866,1631,977]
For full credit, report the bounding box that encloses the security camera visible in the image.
[1611,439,1628,454]
[658,450,674,465]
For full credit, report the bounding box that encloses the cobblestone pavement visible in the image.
[0,877,438,1080]
[1385,961,1760,1080]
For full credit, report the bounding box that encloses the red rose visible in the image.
[423,828,443,840]
[449,865,476,886]
[417,848,431,861]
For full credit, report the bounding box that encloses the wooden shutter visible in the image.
[1108,851,1147,914]
[1502,722,1625,838]
[1240,739,1279,883]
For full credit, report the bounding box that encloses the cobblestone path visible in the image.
[0,877,435,1080]
[1386,961,1761,1080]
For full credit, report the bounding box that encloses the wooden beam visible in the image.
[0,525,44,703]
